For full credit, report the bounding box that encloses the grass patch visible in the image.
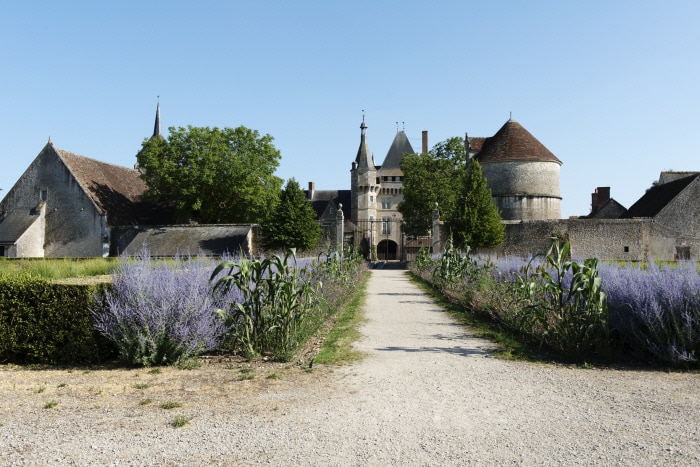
[35,385,46,394]
[0,257,115,280]
[238,368,255,381]
[407,272,540,362]
[313,273,368,365]
[148,368,162,375]
[57,383,67,388]
[171,414,193,428]
[139,398,154,406]
[266,373,280,380]
[160,401,182,410]
[44,400,58,409]
[177,359,201,370]
[132,383,150,390]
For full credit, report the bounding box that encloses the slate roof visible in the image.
[354,120,375,170]
[379,131,415,171]
[110,225,254,256]
[658,171,700,185]
[622,173,699,218]
[55,145,171,225]
[0,208,40,243]
[306,189,351,220]
[476,120,561,164]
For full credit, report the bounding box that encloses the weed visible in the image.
[35,385,46,394]
[148,368,162,375]
[177,358,201,370]
[160,401,183,410]
[44,400,58,409]
[139,398,153,406]
[171,414,193,428]
[57,383,67,388]
[266,373,280,380]
[133,383,149,390]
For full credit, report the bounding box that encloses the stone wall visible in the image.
[481,160,561,220]
[476,218,683,262]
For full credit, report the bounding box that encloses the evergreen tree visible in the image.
[448,159,505,248]
[262,178,321,251]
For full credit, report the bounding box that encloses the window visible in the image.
[623,246,629,253]
[369,196,374,203]
[381,199,391,209]
[0,245,4,257]
[381,217,392,234]
[40,189,48,201]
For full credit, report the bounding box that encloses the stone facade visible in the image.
[0,143,110,257]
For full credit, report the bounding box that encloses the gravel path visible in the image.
[2,269,699,465]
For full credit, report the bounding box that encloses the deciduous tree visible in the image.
[137,125,282,224]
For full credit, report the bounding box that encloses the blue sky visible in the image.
[1,0,698,218]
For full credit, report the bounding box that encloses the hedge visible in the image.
[0,275,116,364]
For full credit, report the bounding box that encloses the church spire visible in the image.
[152,99,162,138]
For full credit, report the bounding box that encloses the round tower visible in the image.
[476,120,562,221]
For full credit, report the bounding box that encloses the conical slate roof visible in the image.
[354,119,375,170]
[380,131,415,170]
[476,120,561,164]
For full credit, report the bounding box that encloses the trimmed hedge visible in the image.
[0,275,116,364]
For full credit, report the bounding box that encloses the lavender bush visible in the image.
[93,251,231,366]
[603,261,700,365]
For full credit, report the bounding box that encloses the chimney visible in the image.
[308,181,315,200]
[422,130,428,154]
[591,187,610,213]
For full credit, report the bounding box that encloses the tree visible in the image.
[398,137,466,236]
[137,125,283,224]
[449,159,505,248]
[262,178,321,251]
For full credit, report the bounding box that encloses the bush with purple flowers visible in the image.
[603,261,700,365]
[93,251,230,366]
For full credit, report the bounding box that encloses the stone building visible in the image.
[0,105,260,258]
[309,116,562,260]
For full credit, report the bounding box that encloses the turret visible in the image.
[350,116,378,225]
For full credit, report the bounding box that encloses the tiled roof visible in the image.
[476,120,561,164]
[0,208,40,243]
[55,145,171,225]
[622,174,699,218]
[468,137,487,152]
[380,131,415,170]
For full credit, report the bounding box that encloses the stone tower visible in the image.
[350,117,378,225]
[475,119,562,220]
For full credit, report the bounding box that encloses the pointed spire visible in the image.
[355,113,375,170]
[152,98,162,138]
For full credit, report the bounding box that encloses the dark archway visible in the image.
[377,239,398,260]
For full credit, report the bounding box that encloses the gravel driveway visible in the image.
[2,269,699,466]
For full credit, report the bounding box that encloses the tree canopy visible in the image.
[261,178,321,251]
[398,137,466,237]
[398,137,504,248]
[137,125,283,224]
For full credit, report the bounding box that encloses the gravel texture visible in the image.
[2,269,699,466]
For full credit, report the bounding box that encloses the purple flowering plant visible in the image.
[93,250,232,366]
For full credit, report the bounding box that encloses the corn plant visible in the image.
[431,238,481,292]
[211,250,319,360]
[511,238,609,359]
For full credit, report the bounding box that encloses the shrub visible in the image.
[93,251,229,367]
[0,274,114,364]
[603,261,700,365]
